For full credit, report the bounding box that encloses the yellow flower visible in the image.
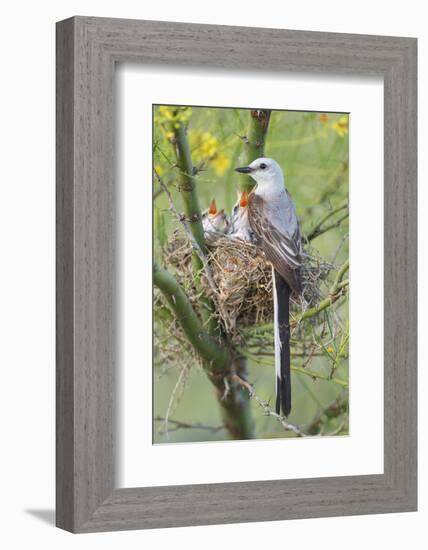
[212,152,231,175]
[157,105,192,126]
[158,106,174,121]
[326,346,334,354]
[331,114,349,137]
[189,130,219,161]
[154,164,164,176]
[188,129,230,174]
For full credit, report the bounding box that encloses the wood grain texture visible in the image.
[56,17,75,532]
[56,16,417,533]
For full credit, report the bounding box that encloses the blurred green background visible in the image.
[153,106,349,443]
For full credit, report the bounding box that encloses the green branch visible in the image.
[156,108,256,439]
[168,117,217,333]
[237,348,348,388]
[313,257,350,320]
[305,393,349,435]
[154,263,229,372]
[299,280,348,322]
[306,203,349,241]
[292,365,348,387]
[171,123,206,250]
[244,260,350,334]
[154,263,255,439]
[333,259,349,287]
[154,168,217,294]
[240,110,271,192]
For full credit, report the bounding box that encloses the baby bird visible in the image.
[228,190,254,241]
[201,198,229,243]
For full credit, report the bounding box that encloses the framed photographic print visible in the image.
[150,103,350,445]
[56,17,417,532]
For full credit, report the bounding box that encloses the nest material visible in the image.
[207,238,273,332]
[163,229,334,335]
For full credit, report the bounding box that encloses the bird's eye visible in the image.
[260,163,267,170]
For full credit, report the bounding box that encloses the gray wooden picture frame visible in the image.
[56,16,417,533]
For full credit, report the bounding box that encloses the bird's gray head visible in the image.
[235,158,284,192]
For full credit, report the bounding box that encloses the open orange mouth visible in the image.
[208,198,217,216]
[239,190,249,208]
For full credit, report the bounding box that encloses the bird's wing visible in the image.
[248,193,302,293]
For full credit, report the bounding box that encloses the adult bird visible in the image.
[235,158,303,417]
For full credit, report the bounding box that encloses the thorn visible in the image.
[235,133,249,144]
[192,162,206,175]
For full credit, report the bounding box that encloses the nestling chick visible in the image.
[228,190,255,242]
[201,198,229,243]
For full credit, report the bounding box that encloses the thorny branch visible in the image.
[304,392,348,435]
[232,374,307,437]
[240,109,271,192]
[154,167,217,295]
[153,263,230,372]
[154,416,223,435]
[163,363,191,439]
[236,347,348,387]
[306,203,349,242]
[245,258,350,334]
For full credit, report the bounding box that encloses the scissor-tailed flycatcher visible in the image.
[235,158,303,417]
[202,198,229,243]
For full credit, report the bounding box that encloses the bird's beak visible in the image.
[208,198,217,216]
[235,166,253,174]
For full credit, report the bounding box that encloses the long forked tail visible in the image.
[272,267,291,417]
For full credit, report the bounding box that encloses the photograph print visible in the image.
[153,105,349,443]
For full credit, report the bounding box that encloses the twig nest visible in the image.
[206,238,273,332]
[163,230,334,336]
